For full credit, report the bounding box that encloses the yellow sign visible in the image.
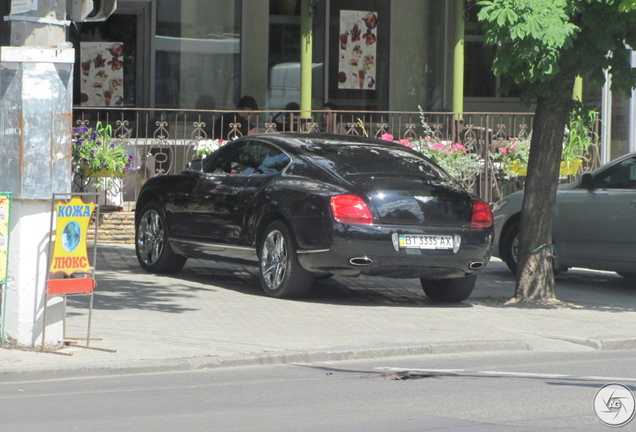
[50,196,95,276]
[0,193,11,283]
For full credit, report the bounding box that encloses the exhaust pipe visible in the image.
[349,256,373,266]
[469,261,485,270]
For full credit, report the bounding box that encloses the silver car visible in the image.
[492,151,636,279]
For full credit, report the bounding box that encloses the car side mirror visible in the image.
[579,173,593,190]
[188,159,203,172]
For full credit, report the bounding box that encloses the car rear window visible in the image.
[304,144,450,181]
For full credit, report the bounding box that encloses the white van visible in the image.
[268,62,324,110]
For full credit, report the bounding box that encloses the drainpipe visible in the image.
[601,63,613,164]
[629,50,636,153]
[300,0,314,122]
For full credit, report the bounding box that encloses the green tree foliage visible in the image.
[476,0,636,303]
[477,0,636,102]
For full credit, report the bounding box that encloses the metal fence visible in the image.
[71,107,600,206]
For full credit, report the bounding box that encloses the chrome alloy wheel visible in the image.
[260,229,288,290]
[136,209,164,266]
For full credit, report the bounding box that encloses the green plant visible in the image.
[563,110,599,163]
[491,137,531,179]
[72,122,133,176]
[413,138,482,189]
[413,106,482,190]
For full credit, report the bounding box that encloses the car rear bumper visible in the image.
[297,222,493,279]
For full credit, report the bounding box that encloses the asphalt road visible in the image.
[1,350,634,431]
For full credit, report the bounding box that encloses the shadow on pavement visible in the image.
[91,244,634,312]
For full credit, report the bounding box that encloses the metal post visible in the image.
[300,0,314,119]
[452,0,465,116]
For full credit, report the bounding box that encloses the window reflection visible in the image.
[155,0,241,109]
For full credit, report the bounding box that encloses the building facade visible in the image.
[1,0,633,160]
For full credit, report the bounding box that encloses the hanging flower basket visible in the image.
[72,122,134,179]
[504,159,582,177]
[559,159,582,176]
[508,160,528,176]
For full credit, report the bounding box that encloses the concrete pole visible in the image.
[9,2,66,45]
[300,0,313,120]
[1,0,72,347]
[452,0,465,115]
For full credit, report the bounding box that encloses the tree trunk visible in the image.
[513,88,573,303]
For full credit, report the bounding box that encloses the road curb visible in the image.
[0,339,530,383]
[557,337,636,351]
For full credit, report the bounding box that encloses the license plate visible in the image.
[398,234,454,250]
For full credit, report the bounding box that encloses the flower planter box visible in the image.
[505,159,582,177]
[82,165,126,178]
[559,159,582,176]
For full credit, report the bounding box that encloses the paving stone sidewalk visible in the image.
[1,243,635,381]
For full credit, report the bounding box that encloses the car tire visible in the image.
[420,274,477,303]
[617,272,636,279]
[501,221,520,274]
[259,221,314,298]
[135,203,187,274]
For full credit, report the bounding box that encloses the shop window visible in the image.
[155,0,242,110]
[464,4,521,99]
[268,0,325,111]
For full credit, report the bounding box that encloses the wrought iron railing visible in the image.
[71,107,601,207]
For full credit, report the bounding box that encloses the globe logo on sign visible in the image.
[62,221,82,253]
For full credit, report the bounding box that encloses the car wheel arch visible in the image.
[255,211,287,255]
[498,212,521,254]
[135,191,161,222]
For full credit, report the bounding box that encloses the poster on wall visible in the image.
[80,42,125,107]
[338,10,377,90]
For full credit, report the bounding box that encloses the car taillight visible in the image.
[330,195,374,224]
[471,199,493,228]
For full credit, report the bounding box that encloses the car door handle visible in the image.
[632,199,636,208]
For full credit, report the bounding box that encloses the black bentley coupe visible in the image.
[135,133,493,302]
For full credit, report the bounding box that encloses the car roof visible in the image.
[242,132,412,155]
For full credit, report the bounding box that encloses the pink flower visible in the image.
[424,136,431,142]
[381,133,394,141]
[431,143,444,150]
[398,139,412,148]
[454,143,466,153]
[498,147,509,154]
